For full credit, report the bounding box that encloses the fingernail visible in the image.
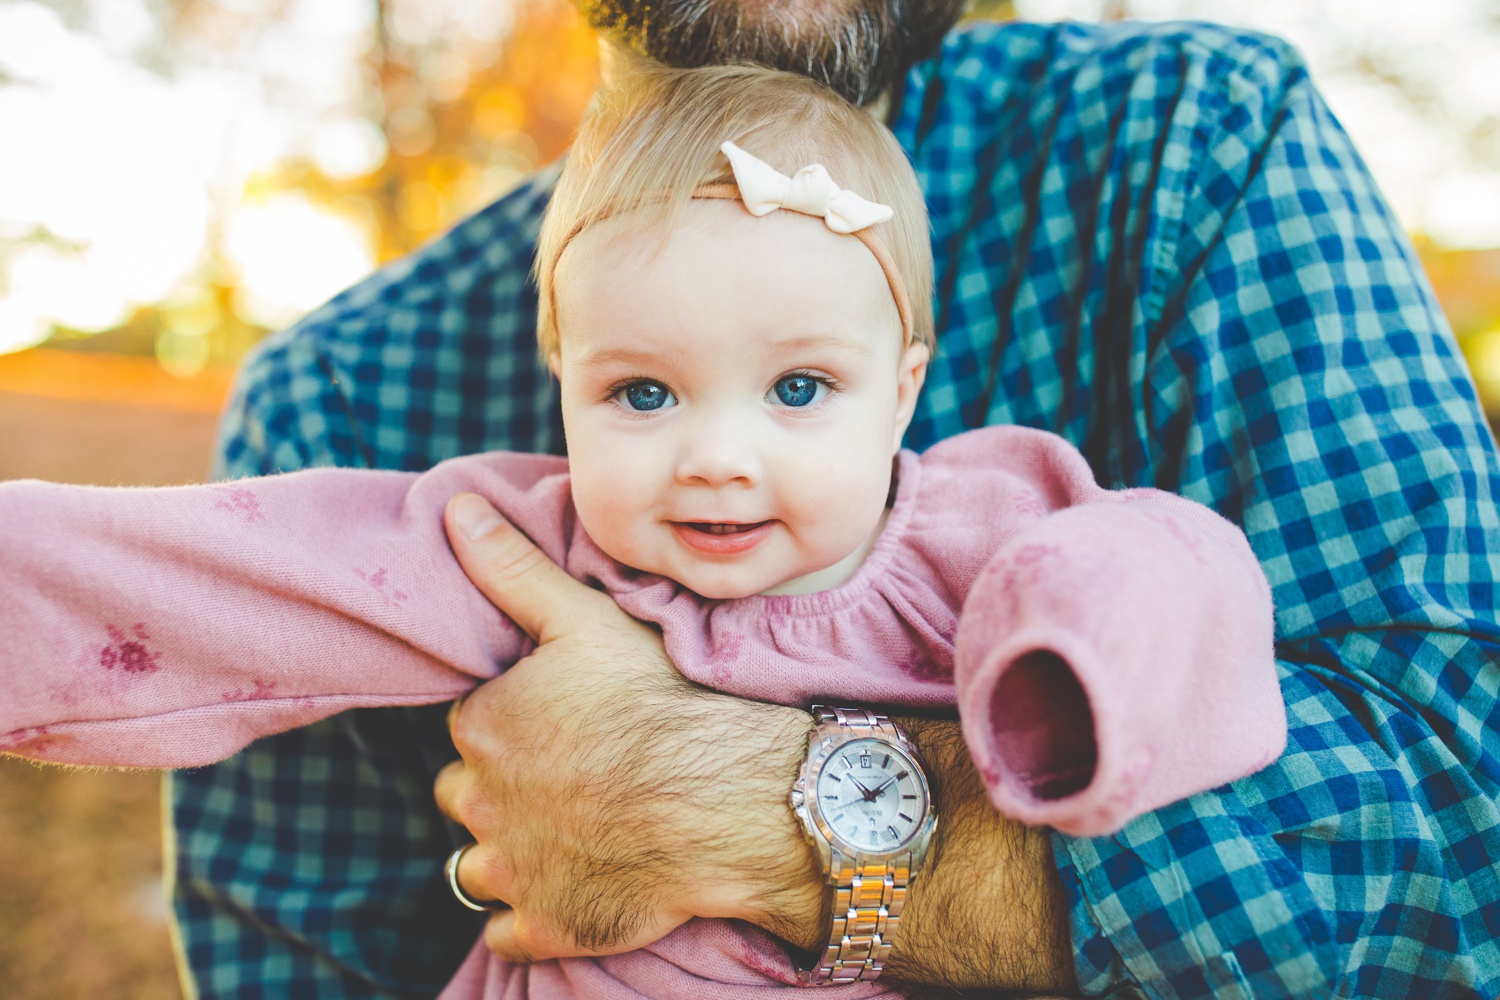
[453,493,503,541]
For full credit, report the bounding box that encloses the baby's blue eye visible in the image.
[617,381,675,411]
[771,374,826,407]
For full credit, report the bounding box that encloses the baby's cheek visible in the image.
[790,451,887,549]
[570,468,633,551]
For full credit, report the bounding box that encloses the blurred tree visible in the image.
[179,0,598,348]
[364,0,598,259]
[5,0,598,370]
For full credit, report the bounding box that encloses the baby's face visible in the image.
[553,200,927,600]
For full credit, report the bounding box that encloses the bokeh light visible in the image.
[0,0,595,367]
[222,193,376,329]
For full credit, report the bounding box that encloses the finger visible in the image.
[433,759,469,824]
[484,908,570,964]
[456,842,511,909]
[445,493,614,644]
[445,690,471,737]
[445,671,523,762]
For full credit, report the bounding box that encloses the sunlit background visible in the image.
[2,1,1499,997]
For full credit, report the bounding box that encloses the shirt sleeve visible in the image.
[943,428,1283,839]
[1054,32,1500,999]
[0,452,576,768]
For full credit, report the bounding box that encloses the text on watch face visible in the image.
[814,738,925,852]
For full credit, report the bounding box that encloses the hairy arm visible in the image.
[884,716,1076,994]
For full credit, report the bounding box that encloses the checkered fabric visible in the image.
[172,20,1500,1000]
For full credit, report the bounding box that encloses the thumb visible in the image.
[445,492,612,644]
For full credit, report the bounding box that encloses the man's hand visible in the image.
[434,493,827,963]
[435,493,1079,995]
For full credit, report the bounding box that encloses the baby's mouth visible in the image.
[671,519,776,555]
[684,521,770,535]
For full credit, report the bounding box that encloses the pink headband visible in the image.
[695,142,913,344]
[550,142,914,345]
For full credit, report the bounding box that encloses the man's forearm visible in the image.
[883,717,1078,995]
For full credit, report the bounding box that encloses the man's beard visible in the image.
[579,0,967,106]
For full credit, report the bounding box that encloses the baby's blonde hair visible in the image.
[535,62,934,357]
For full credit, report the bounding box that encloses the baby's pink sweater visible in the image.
[0,425,1284,999]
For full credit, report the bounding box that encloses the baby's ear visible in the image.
[893,341,930,452]
[547,352,562,380]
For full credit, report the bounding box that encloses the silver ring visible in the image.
[445,843,495,912]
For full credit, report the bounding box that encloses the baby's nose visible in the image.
[674,418,762,487]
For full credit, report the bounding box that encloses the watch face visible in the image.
[813,738,928,854]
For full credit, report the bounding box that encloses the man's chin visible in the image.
[579,0,966,106]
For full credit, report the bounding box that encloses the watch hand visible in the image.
[848,777,878,801]
[871,777,896,797]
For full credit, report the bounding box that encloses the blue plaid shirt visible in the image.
[173,20,1500,999]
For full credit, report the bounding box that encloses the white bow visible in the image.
[719,141,893,235]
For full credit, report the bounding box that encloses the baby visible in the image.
[0,65,1285,998]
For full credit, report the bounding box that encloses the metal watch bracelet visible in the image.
[797,706,932,986]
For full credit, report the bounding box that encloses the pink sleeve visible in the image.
[0,451,572,768]
[948,430,1285,837]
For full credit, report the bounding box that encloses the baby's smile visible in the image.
[671,520,777,555]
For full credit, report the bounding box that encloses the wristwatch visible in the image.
[790,706,937,985]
